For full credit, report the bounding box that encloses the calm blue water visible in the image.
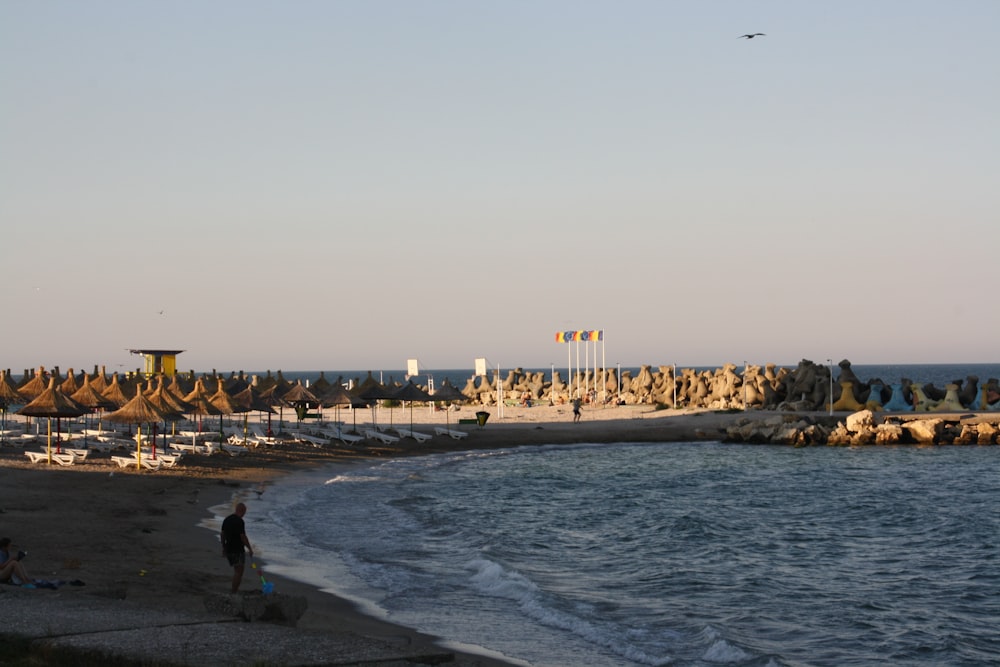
[245,442,1000,667]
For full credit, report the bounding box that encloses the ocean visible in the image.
[232,363,1000,666]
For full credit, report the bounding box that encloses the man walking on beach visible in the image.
[221,502,253,593]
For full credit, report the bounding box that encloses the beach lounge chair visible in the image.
[63,448,90,460]
[111,455,136,468]
[249,429,277,446]
[155,453,181,468]
[139,458,162,471]
[196,442,221,456]
[50,452,78,466]
[394,428,433,443]
[24,451,50,464]
[220,443,249,456]
[364,429,400,444]
[295,433,328,447]
[332,429,364,446]
[24,450,77,465]
[169,442,199,455]
[434,427,469,440]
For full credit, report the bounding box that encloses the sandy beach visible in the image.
[0,404,750,665]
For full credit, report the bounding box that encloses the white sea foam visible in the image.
[702,638,752,663]
[466,558,674,665]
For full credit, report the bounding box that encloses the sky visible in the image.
[2,1,998,374]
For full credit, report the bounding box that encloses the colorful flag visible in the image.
[555,330,604,342]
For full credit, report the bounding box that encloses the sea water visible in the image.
[244,442,1000,666]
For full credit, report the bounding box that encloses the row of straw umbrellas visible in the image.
[1,368,469,466]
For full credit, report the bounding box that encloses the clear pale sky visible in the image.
[3,1,998,373]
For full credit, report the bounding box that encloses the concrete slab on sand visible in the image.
[2,588,453,666]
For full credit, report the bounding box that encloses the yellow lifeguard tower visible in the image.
[129,349,185,377]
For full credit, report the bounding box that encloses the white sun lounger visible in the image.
[394,428,433,443]
[139,458,162,471]
[249,429,277,446]
[330,429,364,445]
[24,451,50,464]
[155,453,181,467]
[295,433,328,447]
[434,427,469,440]
[63,448,90,460]
[111,455,137,468]
[24,450,78,465]
[220,443,249,456]
[364,429,400,444]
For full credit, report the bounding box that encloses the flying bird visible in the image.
[739,33,766,39]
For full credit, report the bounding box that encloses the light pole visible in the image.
[550,363,555,405]
[673,363,677,409]
[827,358,833,415]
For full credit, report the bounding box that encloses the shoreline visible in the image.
[3,403,989,664]
[0,405,743,666]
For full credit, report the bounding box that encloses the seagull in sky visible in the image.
[739,33,766,39]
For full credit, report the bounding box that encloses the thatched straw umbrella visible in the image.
[105,387,172,468]
[166,374,190,402]
[355,373,396,430]
[87,365,109,393]
[207,378,242,443]
[317,383,366,432]
[256,384,283,436]
[59,369,80,396]
[225,372,250,395]
[310,372,332,398]
[392,380,433,433]
[0,370,25,435]
[281,381,320,427]
[430,378,470,432]
[70,378,119,441]
[147,377,192,450]
[101,373,131,408]
[17,367,50,401]
[231,384,275,444]
[182,377,222,438]
[16,378,87,461]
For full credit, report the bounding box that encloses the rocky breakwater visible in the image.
[723,410,1000,447]
[456,358,1000,412]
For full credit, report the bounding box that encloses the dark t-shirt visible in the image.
[221,514,246,554]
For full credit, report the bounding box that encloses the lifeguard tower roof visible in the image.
[128,349,185,377]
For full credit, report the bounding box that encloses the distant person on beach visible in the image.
[221,503,253,593]
[0,537,32,586]
[572,398,582,422]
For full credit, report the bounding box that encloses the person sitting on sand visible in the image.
[0,537,32,586]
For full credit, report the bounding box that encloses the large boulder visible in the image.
[901,418,944,443]
[874,423,904,444]
[845,410,875,433]
[977,422,998,444]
